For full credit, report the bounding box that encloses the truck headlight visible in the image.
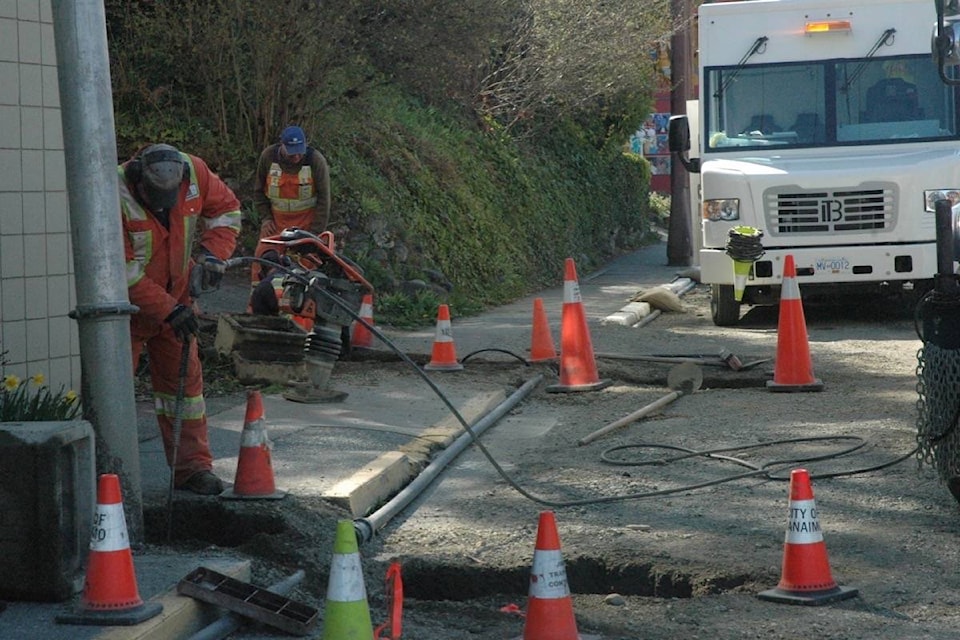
[703,198,740,221]
[924,189,960,212]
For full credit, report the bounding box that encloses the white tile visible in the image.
[48,316,71,358]
[26,317,48,360]
[0,191,23,234]
[22,234,45,276]
[40,22,54,65]
[41,64,58,107]
[0,149,22,190]
[20,148,41,190]
[47,357,73,390]
[18,62,40,105]
[43,149,64,190]
[0,1,15,19]
[1,318,26,362]
[23,275,45,316]
[39,0,49,23]
[45,232,67,274]
[17,0,39,22]
[0,274,24,320]
[46,272,68,315]
[0,61,16,105]
[0,104,18,146]
[17,20,40,64]
[22,191,43,233]
[42,106,61,148]
[20,105,42,147]
[0,19,17,63]
[0,234,23,276]
[44,189,66,232]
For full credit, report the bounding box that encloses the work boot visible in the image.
[176,470,224,495]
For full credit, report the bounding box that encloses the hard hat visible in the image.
[139,143,185,210]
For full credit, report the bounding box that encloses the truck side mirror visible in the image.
[668,115,700,173]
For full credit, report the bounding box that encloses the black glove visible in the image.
[197,252,226,291]
[165,304,199,341]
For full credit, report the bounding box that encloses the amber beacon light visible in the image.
[805,20,852,34]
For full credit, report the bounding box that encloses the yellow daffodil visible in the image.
[3,375,19,391]
[31,372,45,385]
[65,390,78,403]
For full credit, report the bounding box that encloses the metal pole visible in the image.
[667,0,693,267]
[52,0,145,544]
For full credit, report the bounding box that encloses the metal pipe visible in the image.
[187,570,306,640]
[354,375,543,544]
[52,0,145,542]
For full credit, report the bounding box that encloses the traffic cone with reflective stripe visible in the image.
[352,294,376,349]
[56,474,163,625]
[546,259,611,393]
[529,297,558,363]
[323,520,374,640]
[221,390,286,500]
[424,304,463,371]
[758,469,858,605]
[767,255,824,392]
[518,511,599,640]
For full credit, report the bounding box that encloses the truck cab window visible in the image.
[705,55,957,149]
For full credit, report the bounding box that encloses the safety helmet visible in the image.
[139,143,185,211]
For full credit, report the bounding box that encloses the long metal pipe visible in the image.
[354,375,543,544]
[52,0,144,542]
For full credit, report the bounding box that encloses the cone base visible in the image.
[766,378,824,393]
[283,384,349,404]
[424,362,464,371]
[220,487,287,500]
[528,354,558,363]
[546,379,612,394]
[56,601,163,626]
[757,584,858,606]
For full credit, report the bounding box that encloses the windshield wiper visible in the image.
[840,28,896,93]
[714,36,769,99]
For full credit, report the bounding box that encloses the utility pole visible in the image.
[667,0,694,266]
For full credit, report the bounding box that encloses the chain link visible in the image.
[916,343,960,482]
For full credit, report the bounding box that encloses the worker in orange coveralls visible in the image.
[119,143,242,494]
[249,125,330,285]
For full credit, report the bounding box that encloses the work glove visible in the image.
[196,253,226,291]
[165,304,199,341]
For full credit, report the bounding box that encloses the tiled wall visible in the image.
[0,0,81,393]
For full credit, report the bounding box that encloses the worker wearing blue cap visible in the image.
[250,125,331,284]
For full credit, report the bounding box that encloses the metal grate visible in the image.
[764,185,895,234]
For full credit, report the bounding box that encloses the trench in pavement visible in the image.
[143,503,762,600]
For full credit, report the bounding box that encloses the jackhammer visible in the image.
[916,198,960,503]
[256,228,375,403]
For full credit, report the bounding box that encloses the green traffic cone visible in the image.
[323,520,374,640]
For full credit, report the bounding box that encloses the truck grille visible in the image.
[763,185,895,235]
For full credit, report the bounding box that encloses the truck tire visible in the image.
[711,284,741,326]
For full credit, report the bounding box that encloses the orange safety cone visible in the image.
[352,293,376,349]
[323,520,374,640]
[516,511,599,640]
[528,297,558,363]
[758,469,858,606]
[221,390,286,500]
[546,258,611,393]
[767,255,824,392]
[56,474,163,625]
[424,303,464,371]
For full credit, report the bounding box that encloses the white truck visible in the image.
[670,0,960,325]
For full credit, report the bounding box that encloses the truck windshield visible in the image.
[704,55,959,150]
